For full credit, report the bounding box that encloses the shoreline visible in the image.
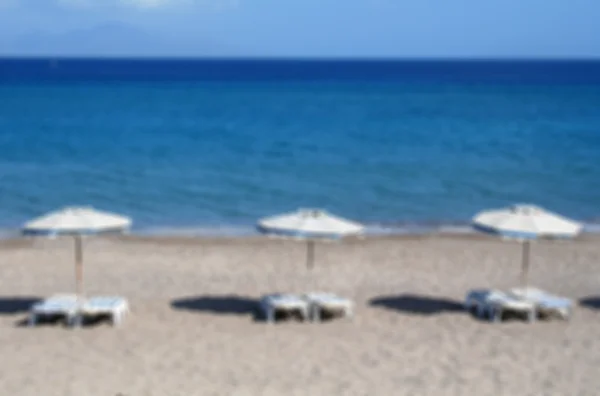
[2,229,600,249]
[2,220,600,241]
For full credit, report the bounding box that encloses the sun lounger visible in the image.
[77,296,129,326]
[509,287,573,320]
[303,293,353,322]
[29,294,80,327]
[465,289,536,323]
[259,294,309,323]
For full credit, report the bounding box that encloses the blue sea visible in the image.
[1,58,600,237]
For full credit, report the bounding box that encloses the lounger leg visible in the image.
[528,309,535,323]
[491,307,501,323]
[70,314,82,328]
[28,313,37,327]
[466,303,478,317]
[465,302,473,315]
[267,307,274,324]
[112,312,118,326]
[476,303,485,319]
[308,304,319,322]
[118,307,126,325]
[314,307,321,323]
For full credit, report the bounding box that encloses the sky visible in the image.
[0,0,599,57]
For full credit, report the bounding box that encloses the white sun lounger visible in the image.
[259,294,310,323]
[303,293,353,322]
[509,287,573,320]
[77,296,129,327]
[465,289,536,323]
[29,294,80,327]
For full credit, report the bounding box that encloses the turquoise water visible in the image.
[1,60,600,235]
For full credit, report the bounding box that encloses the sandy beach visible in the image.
[1,234,599,395]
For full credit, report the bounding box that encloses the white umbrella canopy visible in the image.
[473,204,582,239]
[472,204,582,287]
[22,206,132,297]
[257,209,364,268]
[23,206,131,235]
[258,208,363,238]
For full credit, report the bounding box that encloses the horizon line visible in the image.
[2,56,600,62]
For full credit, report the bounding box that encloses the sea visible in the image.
[1,58,600,237]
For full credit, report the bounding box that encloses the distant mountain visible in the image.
[0,22,235,57]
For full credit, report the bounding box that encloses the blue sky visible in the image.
[0,0,598,57]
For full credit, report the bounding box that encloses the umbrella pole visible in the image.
[521,240,530,288]
[74,235,83,296]
[306,240,315,269]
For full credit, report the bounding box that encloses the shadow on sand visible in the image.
[171,295,259,316]
[580,297,600,310]
[170,295,310,323]
[370,294,464,316]
[0,297,40,315]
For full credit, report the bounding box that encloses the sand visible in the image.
[1,234,599,396]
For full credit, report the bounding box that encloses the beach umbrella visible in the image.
[257,208,363,269]
[22,206,132,296]
[472,204,582,287]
